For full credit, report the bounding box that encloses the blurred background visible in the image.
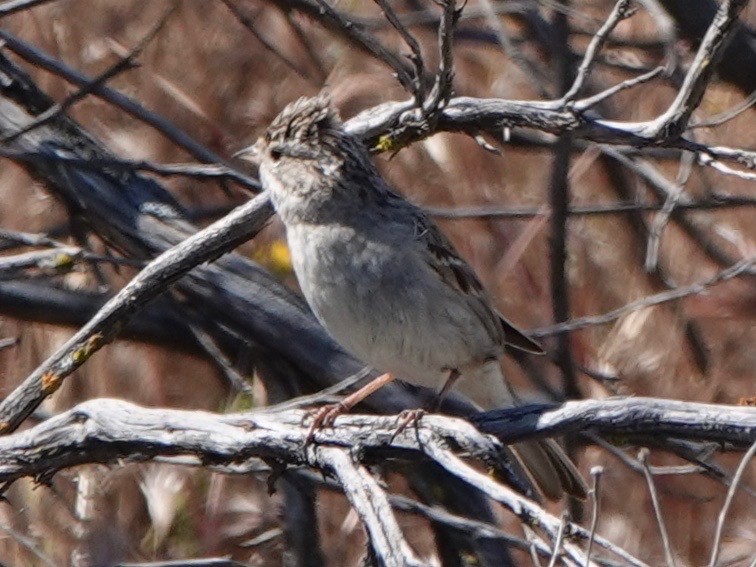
[0,0,754,565]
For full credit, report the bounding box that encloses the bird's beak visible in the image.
[233,137,264,166]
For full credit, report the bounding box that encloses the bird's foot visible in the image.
[389,408,426,444]
[304,402,348,445]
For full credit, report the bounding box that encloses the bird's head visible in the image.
[236,95,387,222]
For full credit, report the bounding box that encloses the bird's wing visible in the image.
[410,211,543,355]
[411,212,506,347]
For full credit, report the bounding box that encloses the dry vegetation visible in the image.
[0,0,754,566]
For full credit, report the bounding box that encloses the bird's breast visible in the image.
[284,222,500,389]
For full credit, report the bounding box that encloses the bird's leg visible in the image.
[305,372,396,443]
[432,368,461,411]
[390,369,461,442]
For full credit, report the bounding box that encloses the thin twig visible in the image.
[0,337,19,351]
[221,0,319,85]
[1,5,177,144]
[0,0,56,18]
[561,0,635,103]
[263,366,373,412]
[307,0,415,93]
[425,0,459,112]
[646,0,750,138]
[696,152,756,181]
[423,444,637,566]
[0,247,141,279]
[183,321,255,397]
[585,466,603,566]
[428,195,756,219]
[638,449,677,567]
[0,228,60,250]
[547,510,570,567]
[0,150,261,191]
[0,29,240,169]
[280,6,328,82]
[0,521,57,567]
[373,0,426,104]
[388,493,554,560]
[576,66,665,110]
[645,151,694,272]
[0,193,274,434]
[708,441,756,567]
[531,257,755,337]
[476,0,551,98]
[690,89,756,129]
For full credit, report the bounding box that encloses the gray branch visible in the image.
[0,397,752,565]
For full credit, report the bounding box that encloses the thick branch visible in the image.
[9,397,743,566]
[1,397,752,484]
[473,398,756,448]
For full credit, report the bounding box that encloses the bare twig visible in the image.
[427,195,756,219]
[423,444,621,566]
[0,193,274,434]
[306,0,415,93]
[639,449,677,567]
[476,0,551,98]
[575,66,665,111]
[388,494,554,560]
[264,366,372,412]
[696,152,756,181]
[221,0,319,85]
[0,150,260,191]
[561,0,635,103]
[589,435,708,478]
[313,447,426,567]
[602,148,742,269]
[425,0,459,112]
[585,466,603,566]
[0,228,60,250]
[546,510,569,567]
[0,336,19,351]
[1,5,176,144]
[0,0,55,18]
[280,6,328,82]
[0,247,140,280]
[0,521,56,567]
[708,441,756,567]
[531,257,755,337]
[183,321,255,397]
[646,0,750,138]
[645,151,695,272]
[690,88,756,129]
[0,29,241,169]
[373,0,426,104]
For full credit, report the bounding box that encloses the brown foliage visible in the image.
[0,1,753,565]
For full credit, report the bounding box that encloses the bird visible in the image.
[236,94,587,501]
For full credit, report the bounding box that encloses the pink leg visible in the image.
[306,372,396,442]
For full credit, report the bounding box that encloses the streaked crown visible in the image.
[265,94,342,152]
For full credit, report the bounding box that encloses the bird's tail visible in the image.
[460,361,587,501]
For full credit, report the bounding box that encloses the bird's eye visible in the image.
[269,147,282,162]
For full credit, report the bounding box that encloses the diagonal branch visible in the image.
[646,0,750,138]
[561,0,636,103]
[314,447,426,567]
[0,193,274,434]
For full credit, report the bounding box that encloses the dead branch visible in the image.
[12,397,751,565]
[472,397,755,448]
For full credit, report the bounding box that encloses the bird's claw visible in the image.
[389,408,426,444]
[304,402,347,445]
